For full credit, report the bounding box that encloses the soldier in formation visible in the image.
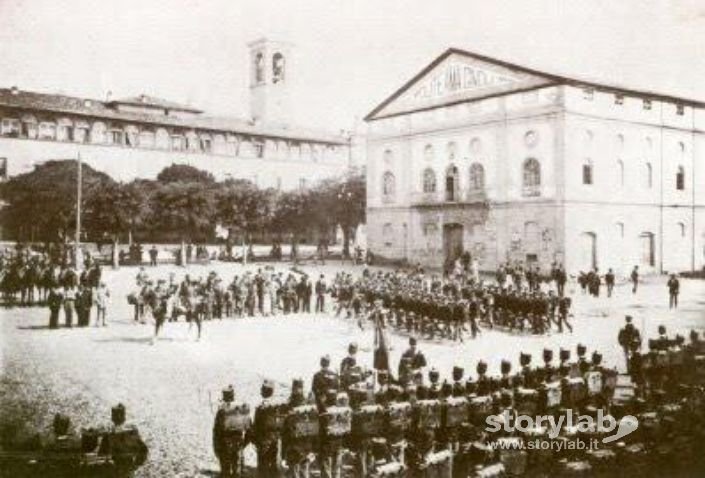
[331,268,572,343]
[212,327,705,477]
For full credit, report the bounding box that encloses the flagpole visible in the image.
[75,152,83,271]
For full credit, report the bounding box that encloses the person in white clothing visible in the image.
[94,281,111,326]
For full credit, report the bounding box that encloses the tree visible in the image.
[271,190,316,250]
[0,160,115,243]
[214,179,274,246]
[147,181,216,244]
[156,164,215,184]
[320,168,366,257]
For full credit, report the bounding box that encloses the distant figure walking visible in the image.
[667,274,680,309]
[605,268,615,298]
[630,266,639,294]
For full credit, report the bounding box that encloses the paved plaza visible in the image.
[1,262,704,477]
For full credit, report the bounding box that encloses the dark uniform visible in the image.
[213,386,251,478]
[253,380,284,478]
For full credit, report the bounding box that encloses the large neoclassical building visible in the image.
[0,39,350,189]
[365,48,704,274]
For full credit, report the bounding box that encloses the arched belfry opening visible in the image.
[248,38,292,123]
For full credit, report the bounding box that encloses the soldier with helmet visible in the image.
[312,355,339,413]
[320,392,353,478]
[618,316,642,368]
[283,379,318,478]
[253,379,286,477]
[213,385,251,478]
[398,337,427,378]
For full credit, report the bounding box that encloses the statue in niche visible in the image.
[272,52,285,83]
[255,53,264,83]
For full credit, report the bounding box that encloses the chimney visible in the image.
[10,86,19,95]
[105,90,113,102]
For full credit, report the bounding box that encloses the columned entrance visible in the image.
[443,223,464,266]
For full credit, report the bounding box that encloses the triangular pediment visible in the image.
[366,49,559,120]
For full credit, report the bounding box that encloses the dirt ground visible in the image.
[1,262,703,477]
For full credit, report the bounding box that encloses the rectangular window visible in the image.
[21,122,37,138]
[171,136,184,151]
[109,130,124,145]
[254,142,264,158]
[676,171,685,190]
[643,99,652,110]
[582,88,594,101]
[125,132,138,147]
[615,94,624,105]
[74,127,89,143]
[56,125,73,142]
[676,104,684,116]
[38,123,56,140]
[0,158,7,180]
[2,119,21,136]
[200,138,212,153]
[582,165,593,185]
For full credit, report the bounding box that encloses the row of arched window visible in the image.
[585,159,686,190]
[420,163,486,193]
[381,158,542,200]
[0,115,338,161]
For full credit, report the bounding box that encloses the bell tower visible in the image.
[248,38,292,124]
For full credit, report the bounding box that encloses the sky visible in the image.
[0,0,703,133]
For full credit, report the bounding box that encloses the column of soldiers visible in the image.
[213,328,705,477]
[129,268,327,320]
[331,269,572,341]
[129,268,329,341]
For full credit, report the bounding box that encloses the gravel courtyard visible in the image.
[1,262,704,477]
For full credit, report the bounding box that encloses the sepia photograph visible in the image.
[0,0,704,476]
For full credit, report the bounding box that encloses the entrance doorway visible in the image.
[443,223,464,267]
[578,232,597,271]
[639,232,655,267]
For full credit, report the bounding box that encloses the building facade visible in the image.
[0,39,350,189]
[365,49,704,275]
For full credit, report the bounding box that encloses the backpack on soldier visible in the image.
[415,399,441,429]
[325,405,353,437]
[545,381,562,409]
[287,404,319,439]
[515,388,538,416]
[386,402,412,433]
[584,371,603,396]
[442,396,468,428]
[259,399,288,434]
[469,395,493,424]
[353,404,386,437]
[223,404,252,432]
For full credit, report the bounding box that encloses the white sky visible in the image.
[0,0,703,132]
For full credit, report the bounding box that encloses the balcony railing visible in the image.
[410,189,488,206]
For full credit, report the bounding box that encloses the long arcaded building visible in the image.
[0,38,350,190]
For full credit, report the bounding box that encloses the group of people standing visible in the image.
[0,245,110,329]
